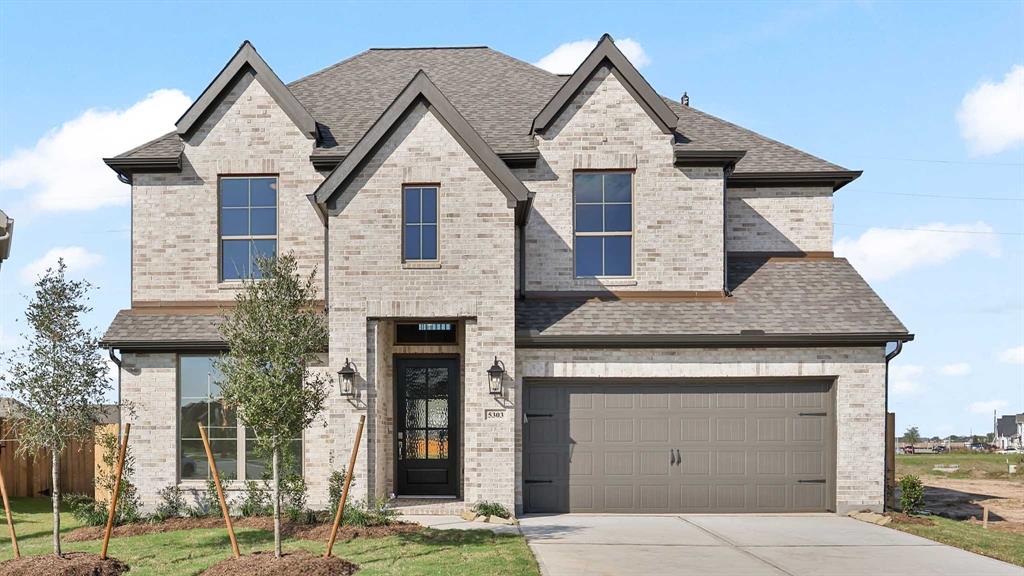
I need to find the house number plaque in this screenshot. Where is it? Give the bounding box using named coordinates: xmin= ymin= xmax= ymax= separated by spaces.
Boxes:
xmin=484 ymin=409 xmax=505 ymax=420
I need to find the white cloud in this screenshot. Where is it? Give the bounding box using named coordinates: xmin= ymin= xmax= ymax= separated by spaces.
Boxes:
xmin=890 ymin=365 xmax=925 ymax=396
xmin=0 ymin=89 xmax=191 ymax=212
xmin=19 ymin=246 xmax=103 ymax=284
xmin=999 ymin=345 xmax=1024 ymax=365
xmin=534 ymin=38 xmax=651 ymax=75
xmin=835 ymin=222 xmax=999 ymax=282
xmin=956 ymin=65 xmax=1024 ymax=155
xmin=968 ymin=399 xmax=1008 ymax=415
xmin=939 ymin=363 xmax=972 ymax=376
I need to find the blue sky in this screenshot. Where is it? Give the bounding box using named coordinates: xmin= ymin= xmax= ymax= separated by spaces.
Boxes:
xmin=1 ymin=1 xmax=1022 ymax=437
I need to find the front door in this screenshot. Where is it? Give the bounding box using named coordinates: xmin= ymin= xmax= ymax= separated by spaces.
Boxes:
xmin=395 ymin=357 xmax=459 ymax=496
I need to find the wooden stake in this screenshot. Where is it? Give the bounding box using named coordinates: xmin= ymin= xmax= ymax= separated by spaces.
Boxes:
xmin=0 ymin=464 xmax=19 ymax=559
xmin=199 ymin=423 xmax=240 ymax=559
xmin=325 ymin=414 xmax=365 ymax=558
xmin=983 ymin=505 xmax=989 ymax=529
xmin=101 ymin=423 xmax=130 ymax=560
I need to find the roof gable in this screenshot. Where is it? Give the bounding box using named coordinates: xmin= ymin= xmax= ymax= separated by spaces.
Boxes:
xmin=533 ymin=34 xmax=678 ymax=135
xmin=176 ymin=41 xmax=316 ymax=139
xmin=313 ymin=70 xmax=530 ymax=218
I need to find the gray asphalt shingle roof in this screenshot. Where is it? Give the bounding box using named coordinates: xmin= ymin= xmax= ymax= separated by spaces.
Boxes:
xmin=102 ymin=311 xmax=225 ymax=348
xmin=115 ymin=46 xmax=847 ymax=175
xmin=516 ymin=258 xmax=907 ymax=338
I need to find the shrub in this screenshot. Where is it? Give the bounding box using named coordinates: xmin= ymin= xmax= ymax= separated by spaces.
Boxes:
xmin=343 ymin=497 xmax=399 ymax=527
xmin=898 ymin=474 xmax=925 ymax=515
xmin=153 ymin=485 xmax=187 ymax=521
xmin=239 ymin=480 xmax=272 ymax=517
xmin=472 ymin=500 xmax=511 ymax=519
xmin=328 ymin=467 xmax=356 ymax=516
xmin=188 ymin=477 xmax=222 ymax=517
xmin=66 ymin=494 xmax=107 ymax=526
xmin=95 ymin=429 xmax=143 ymax=524
xmin=281 ymin=473 xmax=310 ymax=523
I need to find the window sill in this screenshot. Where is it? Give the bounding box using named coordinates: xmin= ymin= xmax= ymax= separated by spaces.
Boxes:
xmin=574 ymin=278 xmax=638 ymax=287
xmin=217 ymin=281 xmax=246 ymax=290
xmin=402 ymin=261 xmax=442 ymax=270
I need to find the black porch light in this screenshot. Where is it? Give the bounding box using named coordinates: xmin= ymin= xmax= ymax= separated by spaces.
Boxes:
xmin=487 ymin=356 xmax=505 ymax=396
xmin=338 ymin=358 xmax=356 ymax=396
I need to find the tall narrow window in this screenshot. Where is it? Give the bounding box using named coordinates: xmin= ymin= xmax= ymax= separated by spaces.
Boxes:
xmin=220 ymin=176 xmax=277 ymax=281
xmin=574 ymin=172 xmax=633 ymax=277
xmin=403 ymin=186 xmax=438 ymax=261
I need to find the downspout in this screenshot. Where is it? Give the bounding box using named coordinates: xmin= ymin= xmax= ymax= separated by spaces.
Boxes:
xmin=518 ymin=194 xmax=535 ymax=300
xmin=884 ymin=340 xmax=904 ymax=416
xmin=108 ymin=348 xmax=123 ymax=439
xmin=883 ymin=339 xmax=904 ymax=511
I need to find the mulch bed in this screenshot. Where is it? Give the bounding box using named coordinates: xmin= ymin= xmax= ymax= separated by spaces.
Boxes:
xmin=0 ymin=552 xmax=129 ymax=576
xmin=887 ymin=512 xmax=936 ymax=526
xmin=202 ymin=551 xmax=358 ymax=576
xmin=66 ymin=516 xmax=422 ymax=543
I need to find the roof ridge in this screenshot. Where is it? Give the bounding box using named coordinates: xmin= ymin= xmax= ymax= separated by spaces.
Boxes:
xmin=368 ymin=46 xmax=490 ymax=51
xmin=288 ymin=49 xmax=373 ymax=87
xmin=666 ymin=96 xmax=848 ymax=172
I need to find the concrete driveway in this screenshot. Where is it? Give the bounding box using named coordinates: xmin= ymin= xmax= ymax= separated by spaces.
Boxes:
xmin=518 ymin=514 xmax=1020 ymax=576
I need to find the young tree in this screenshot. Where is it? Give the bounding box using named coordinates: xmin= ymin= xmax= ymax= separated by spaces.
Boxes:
xmin=2 ymin=260 xmax=109 ymax=556
xmin=217 ymin=254 xmax=330 ymax=558
xmin=903 ymin=426 xmax=921 ymax=445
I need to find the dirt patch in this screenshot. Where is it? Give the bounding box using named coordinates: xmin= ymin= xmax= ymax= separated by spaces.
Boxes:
xmin=66 ymin=516 xmax=422 ymax=543
xmin=202 ymin=551 xmax=357 ymax=576
xmin=0 ymin=552 xmax=129 ymax=576
xmin=886 ymin=512 xmax=935 ymax=526
xmin=920 ymin=477 xmax=1024 ymax=523
xmin=965 ymin=517 xmax=1024 ymax=535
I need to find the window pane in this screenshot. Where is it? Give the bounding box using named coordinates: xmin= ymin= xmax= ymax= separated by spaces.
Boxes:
xmin=210 ymin=440 xmax=238 ymax=480
xmin=207 ymin=402 xmax=236 ymax=439
xmin=421 ymin=188 xmax=437 ymax=224
xmin=180 ymin=356 xmax=218 ymax=398
xmin=250 ymin=207 xmax=276 ymax=236
xmin=285 ymin=439 xmax=302 ymax=476
xmin=427 ymin=430 xmax=448 ymax=459
xmin=421 ymin=224 xmax=437 ymax=260
xmin=179 ymin=401 xmax=207 ymax=439
xmin=575 ymin=205 xmax=603 ymax=233
xmin=181 ymin=440 xmax=209 ymax=479
xmin=604 ymin=236 xmax=632 ymax=276
xmin=404 ymin=429 xmax=426 ymax=459
xmin=221 ymin=179 xmax=249 ymax=207
xmin=427 ymin=400 xmax=448 ymax=428
xmin=222 ymin=240 xmax=249 ymax=280
xmin=404 ymin=225 xmax=421 ymax=260
xmin=250 ymin=178 xmax=277 ymax=206
xmin=574 ymin=173 xmax=602 ymax=203
xmin=404 ymin=188 xmax=421 ymax=224
xmin=604 ymin=173 xmax=632 ymax=202
xmin=221 ymin=208 xmax=249 ymax=236
xmin=604 ymin=204 xmax=632 ymax=232
xmin=575 ymin=236 xmax=602 ymax=277
xmin=250 ymin=240 xmax=276 ymax=278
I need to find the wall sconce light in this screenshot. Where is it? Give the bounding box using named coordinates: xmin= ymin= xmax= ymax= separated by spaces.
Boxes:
xmin=338 ymin=358 xmax=356 ymax=397
xmin=487 ymin=356 xmax=506 ymax=396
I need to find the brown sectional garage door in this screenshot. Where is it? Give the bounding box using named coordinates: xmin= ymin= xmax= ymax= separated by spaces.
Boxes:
xmin=523 ymin=380 xmax=834 ymax=513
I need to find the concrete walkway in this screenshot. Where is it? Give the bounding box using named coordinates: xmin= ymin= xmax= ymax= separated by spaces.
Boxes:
xmin=517 ymin=514 xmax=1021 ymax=576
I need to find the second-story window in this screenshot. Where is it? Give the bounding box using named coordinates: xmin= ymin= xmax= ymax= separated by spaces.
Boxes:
xmin=220 ymin=176 xmax=277 ymax=281
xmin=403 ymin=185 xmax=438 ymax=261
xmin=574 ymin=172 xmax=633 ymax=277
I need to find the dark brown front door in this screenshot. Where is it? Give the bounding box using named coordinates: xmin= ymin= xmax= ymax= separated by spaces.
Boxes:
xmin=395 ymin=357 xmax=458 ymax=496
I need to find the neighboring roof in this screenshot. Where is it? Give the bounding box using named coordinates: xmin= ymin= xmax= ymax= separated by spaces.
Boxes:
xmin=175 ymin=41 xmax=316 ymax=139
xmin=996 ymin=415 xmax=1021 ymax=437
xmin=101 ymin=310 xmax=226 ymax=350
xmin=111 ymin=40 xmax=853 ymax=181
xmin=314 ymin=70 xmax=531 ymax=217
xmin=533 ymin=34 xmax=677 ymax=135
xmin=516 ymin=257 xmax=910 ymax=346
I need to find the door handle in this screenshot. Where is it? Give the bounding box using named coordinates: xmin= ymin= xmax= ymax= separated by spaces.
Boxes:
xmin=674 ymin=449 xmax=681 ymax=466
xmin=670 ymin=450 xmax=676 ymax=465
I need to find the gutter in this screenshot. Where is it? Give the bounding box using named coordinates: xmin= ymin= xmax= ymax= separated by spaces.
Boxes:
xmin=516 ymin=332 xmax=915 ymax=349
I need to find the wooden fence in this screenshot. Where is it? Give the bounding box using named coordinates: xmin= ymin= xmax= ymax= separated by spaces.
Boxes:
xmin=0 ymin=418 xmax=96 ymax=497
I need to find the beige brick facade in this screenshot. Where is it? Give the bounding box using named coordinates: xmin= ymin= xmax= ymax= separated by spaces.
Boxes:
xmin=726 ymin=186 xmax=833 ymax=253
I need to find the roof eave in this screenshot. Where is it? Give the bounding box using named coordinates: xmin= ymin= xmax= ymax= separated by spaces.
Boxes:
xmin=103 ymin=155 xmax=183 ymax=184
xmin=728 ymin=170 xmax=863 ymax=191
xmin=516 ymin=331 xmax=914 ymax=349
xmin=674 ymin=149 xmax=747 ymax=170
xmin=100 ymin=340 xmax=226 ymax=352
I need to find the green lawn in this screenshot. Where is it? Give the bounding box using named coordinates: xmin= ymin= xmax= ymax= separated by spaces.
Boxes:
xmin=896 ymin=453 xmax=1024 ymax=482
xmin=890 ymin=515 xmax=1024 ymax=567
xmin=0 ymin=498 xmax=540 ymax=576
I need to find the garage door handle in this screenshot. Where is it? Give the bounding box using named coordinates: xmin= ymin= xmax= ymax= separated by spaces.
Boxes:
xmin=670 ymin=450 xmax=676 ymax=465
xmin=798 ymin=479 xmax=826 ymax=484
xmin=798 ymin=412 xmax=827 ymax=416
xmin=525 ymin=479 xmax=553 ymax=484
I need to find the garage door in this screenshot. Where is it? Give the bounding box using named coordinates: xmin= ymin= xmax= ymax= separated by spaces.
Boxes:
xmin=523 ymin=380 xmax=834 ymax=513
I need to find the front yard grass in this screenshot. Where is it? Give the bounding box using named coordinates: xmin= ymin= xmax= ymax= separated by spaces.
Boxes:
xmin=889 ymin=515 xmax=1024 ymax=567
xmin=896 ymin=453 xmax=1024 ymax=482
xmin=0 ymin=498 xmax=540 ymax=576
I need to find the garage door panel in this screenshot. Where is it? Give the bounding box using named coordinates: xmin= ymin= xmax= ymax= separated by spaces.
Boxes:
xmin=524 ymin=380 xmax=833 ymax=514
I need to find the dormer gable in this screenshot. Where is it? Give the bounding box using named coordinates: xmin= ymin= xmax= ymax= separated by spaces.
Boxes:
xmin=175 ymin=41 xmax=317 ymax=139
xmin=532 ymin=34 xmax=678 ymax=135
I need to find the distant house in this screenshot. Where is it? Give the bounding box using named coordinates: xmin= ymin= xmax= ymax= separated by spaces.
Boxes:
xmin=995 ymin=414 xmax=1023 ymax=450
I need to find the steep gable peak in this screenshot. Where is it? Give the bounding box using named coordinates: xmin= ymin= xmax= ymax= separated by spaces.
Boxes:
xmin=532 ymin=34 xmax=678 ymax=135
xmin=176 ymin=40 xmax=317 ymax=139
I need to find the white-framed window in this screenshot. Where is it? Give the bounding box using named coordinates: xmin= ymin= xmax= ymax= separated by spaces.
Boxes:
xmin=220 ymin=176 xmax=278 ymax=281
xmin=178 ymin=355 xmax=301 ymax=481
xmin=573 ymin=172 xmax=633 ymax=277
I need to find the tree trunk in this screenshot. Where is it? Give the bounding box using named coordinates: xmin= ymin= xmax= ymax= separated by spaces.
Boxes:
xmin=272 ymin=446 xmax=281 ymax=558
xmin=51 ymin=449 xmax=61 ymax=557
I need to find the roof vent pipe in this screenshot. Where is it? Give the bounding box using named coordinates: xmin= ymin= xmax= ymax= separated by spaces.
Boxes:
xmin=681 ymin=92 xmax=690 ymax=107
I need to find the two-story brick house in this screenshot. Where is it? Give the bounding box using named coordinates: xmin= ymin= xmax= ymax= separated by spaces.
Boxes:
xmin=102 ymin=35 xmax=910 ymax=516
